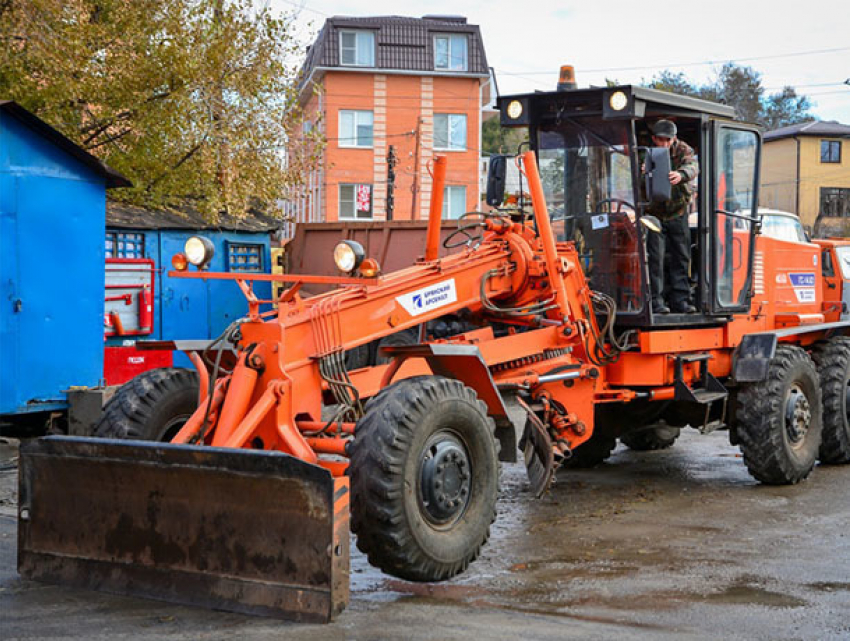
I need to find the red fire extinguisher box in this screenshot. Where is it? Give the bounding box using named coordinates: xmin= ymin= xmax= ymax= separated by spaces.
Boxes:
xmin=103 ymin=346 xmax=173 ymax=386
xmin=103 ymin=258 xmax=171 ymax=385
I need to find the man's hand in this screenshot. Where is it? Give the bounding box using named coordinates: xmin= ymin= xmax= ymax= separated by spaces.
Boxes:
xmin=668 ymin=171 xmax=682 ymax=185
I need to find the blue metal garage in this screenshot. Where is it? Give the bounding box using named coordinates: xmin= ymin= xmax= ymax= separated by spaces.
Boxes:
xmin=0 ymin=101 xmax=130 ymax=416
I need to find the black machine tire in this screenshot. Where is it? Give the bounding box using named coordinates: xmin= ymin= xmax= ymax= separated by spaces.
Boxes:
xmin=94 ymin=368 xmax=200 ymax=442
xmin=350 ymin=375 xmax=499 ymax=582
xmin=561 ymin=430 xmax=617 ymax=468
xmin=344 ymin=343 xmax=371 ymax=371
xmin=811 ymin=337 xmax=850 ymax=464
xmin=620 ymin=425 xmax=681 ymax=451
xmin=374 ymin=328 xmax=419 ymax=365
xmin=736 ymin=345 xmax=822 ymax=485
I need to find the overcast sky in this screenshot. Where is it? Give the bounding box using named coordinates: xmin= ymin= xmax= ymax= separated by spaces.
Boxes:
xmin=274 ymin=0 xmax=850 ymax=125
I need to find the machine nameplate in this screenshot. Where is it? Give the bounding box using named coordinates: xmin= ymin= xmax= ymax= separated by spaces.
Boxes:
xmin=396 ymin=278 xmax=458 ymax=317
xmin=790 ymin=273 xmax=816 ymax=303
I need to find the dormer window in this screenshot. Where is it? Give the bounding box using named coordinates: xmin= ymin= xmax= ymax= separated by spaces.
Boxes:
xmin=434 ymin=34 xmax=467 ymax=71
xmin=340 ymin=30 xmax=375 ymax=67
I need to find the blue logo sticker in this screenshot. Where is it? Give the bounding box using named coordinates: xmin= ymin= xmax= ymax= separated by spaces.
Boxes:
xmin=789 ymin=273 xmax=816 ymax=287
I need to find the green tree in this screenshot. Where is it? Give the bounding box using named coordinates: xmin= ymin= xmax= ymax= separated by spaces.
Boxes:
xmin=481 ymin=115 xmax=528 ymax=155
xmin=645 ymin=70 xmax=700 ymax=97
xmin=762 ymin=87 xmax=813 ymax=131
xmin=0 ymin=0 xmax=321 ymax=219
xmin=644 ymin=63 xmax=813 ymax=130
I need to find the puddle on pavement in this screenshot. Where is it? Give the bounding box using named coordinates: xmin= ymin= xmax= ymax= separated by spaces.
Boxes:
xmin=704 ymin=581 xmax=807 ymax=608
xmin=807 ymin=581 xmax=850 ymax=593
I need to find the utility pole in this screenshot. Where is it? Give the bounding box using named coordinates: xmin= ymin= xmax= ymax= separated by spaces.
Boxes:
xmin=386 ymin=145 xmax=397 ymax=220
xmin=411 ymin=117 xmax=422 ymax=219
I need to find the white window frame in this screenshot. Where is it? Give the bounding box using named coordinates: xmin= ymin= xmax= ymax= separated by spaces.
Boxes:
xmin=434 ymin=34 xmax=468 ymax=71
xmin=442 ymin=185 xmax=468 ymax=220
xmin=339 ymin=183 xmax=374 ymax=220
xmin=338 ymin=110 xmax=374 ymax=148
xmin=339 ymin=30 xmax=375 ymax=67
xmin=433 ymin=113 xmax=467 ymax=151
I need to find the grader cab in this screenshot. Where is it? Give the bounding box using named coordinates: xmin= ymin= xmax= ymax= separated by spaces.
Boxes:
xmin=18 ymin=84 xmax=850 ymax=622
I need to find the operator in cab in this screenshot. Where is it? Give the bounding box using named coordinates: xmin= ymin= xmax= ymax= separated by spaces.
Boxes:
xmin=646 ymin=120 xmax=698 ymax=314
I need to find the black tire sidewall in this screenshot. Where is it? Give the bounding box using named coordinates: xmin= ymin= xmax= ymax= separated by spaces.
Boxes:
xmin=813 ymin=338 xmax=850 ymax=463
xmin=94 ymin=369 xmax=199 ymax=442
xmin=402 ymin=395 xmax=498 ymax=564
xmin=143 ymin=385 xmax=198 ymax=441
xmin=777 ymin=358 xmax=822 ymax=471
xmin=737 ymin=346 xmax=822 ymax=484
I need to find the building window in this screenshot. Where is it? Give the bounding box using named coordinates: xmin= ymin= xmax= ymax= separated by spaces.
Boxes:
xmin=340 ymin=184 xmax=373 ymax=220
xmin=434 ymin=34 xmax=468 ymax=71
xmin=434 ymin=113 xmax=466 ymax=151
xmin=339 ymin=110 xmax=373 ymax=148
xmin=105 ymin=232 xmax=145 ymax=259
xmin=227 ymin=243 xmax=264 ymax=272
xmin=821 ymin=140 xmax=842 ymax=163
xmin=821 ymin=187 xmax=850 ymax=217
xmin=442 ymin=185 xmax=467 ymax=220
xmin=340 ymin=30 xmax=375 ymax=67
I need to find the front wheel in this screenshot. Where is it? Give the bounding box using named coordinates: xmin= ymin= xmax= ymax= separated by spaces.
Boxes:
xmin=94 ymin=368 xmax=199 ymax=442
xmin=349 ymin=376 xmax=499 ymax=582
xmin=736 ymin=346 xmax=822 ymax=484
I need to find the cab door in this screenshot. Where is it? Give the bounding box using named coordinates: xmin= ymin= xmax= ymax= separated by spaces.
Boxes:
xmin=709 ymin=124 xmax=761 ymax=314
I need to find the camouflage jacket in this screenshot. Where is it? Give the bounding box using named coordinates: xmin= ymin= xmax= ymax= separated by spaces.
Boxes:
xmin=646 ymin=138 xmax=699 ymax=220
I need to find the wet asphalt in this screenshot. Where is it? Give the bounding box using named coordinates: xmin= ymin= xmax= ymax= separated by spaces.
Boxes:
xmin=1 ymin=427 xmax=849 ymax=640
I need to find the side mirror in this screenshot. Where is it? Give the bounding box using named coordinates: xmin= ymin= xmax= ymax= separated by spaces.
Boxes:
xmin=645 ymin=147 xmax=672 ymax=203
xmin=486 ymin=155 xmax=508 ymax=207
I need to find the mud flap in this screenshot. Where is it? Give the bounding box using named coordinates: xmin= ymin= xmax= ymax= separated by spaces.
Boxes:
xmin=17 ymin=436 xmax=349 ymax=623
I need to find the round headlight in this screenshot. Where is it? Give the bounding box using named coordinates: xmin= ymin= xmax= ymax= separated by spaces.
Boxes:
xmin=184 ymin=236 xmax=215 ymax=267
xmin=609 ymin=91 xmax=628 ymax=111
xmin=506 ymin=100 xmax=523 ymax=120
xmin=333 ymin=240 xmax=365 ymax=273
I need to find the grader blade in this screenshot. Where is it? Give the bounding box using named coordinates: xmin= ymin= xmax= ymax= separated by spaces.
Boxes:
xmin=17 ymin=436 xmax=349 ymax=623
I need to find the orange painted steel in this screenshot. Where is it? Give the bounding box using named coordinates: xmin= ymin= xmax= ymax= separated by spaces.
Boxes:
xmin=297 ymin=421 xmax=356 ymax=435
xmin=220 ymin=385 xmax=277 ymax=450
xmin=424 ymin=155 xmax=447 ymax=261
xmin=172 ymin=378 xmax=228 ymax=444
xmin=186 ymin=351 xmax=209 ymax=405
xmin=305 ymin=437 xmax=349 ymax=457
xmin=522 ymin=150 xmax=573 ymax=322
xmin=162 ymin=150 xmax=850 ymax=479
xmin=211 ymin=350 xmax=261 ymax=447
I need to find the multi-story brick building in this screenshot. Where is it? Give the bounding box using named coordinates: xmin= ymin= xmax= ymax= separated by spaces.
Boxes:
xmin=290 ymin=15 xmax=491 ymax=228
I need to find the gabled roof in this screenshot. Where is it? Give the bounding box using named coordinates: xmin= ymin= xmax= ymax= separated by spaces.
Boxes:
xmin=764 ymin=120 xmax=850 ymax=142
xmin=107 ymin=201 xmax=282 ymax=233
xmin=0 ymin=101 xmax=131 ymax=188
xmin=299 ymin=14 xmax=489 ymax=92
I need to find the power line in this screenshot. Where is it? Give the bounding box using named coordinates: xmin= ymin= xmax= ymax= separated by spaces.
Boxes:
xmin=496 ymin=46 xmax=850 ymax=76
xmin=274 ymin=0 xmax=331 ymax=17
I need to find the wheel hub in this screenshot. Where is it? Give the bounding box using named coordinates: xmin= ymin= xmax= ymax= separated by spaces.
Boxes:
xmin=784 ymin=385 xmax=812 ymax=445
xmin=419 ymin=436 xmax=471 ymax=523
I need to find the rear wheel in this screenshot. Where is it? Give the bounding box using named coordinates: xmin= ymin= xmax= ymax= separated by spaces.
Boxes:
xmin=736 ymin=345 xmax=822 ymax=484
xmin=620 ymin=424 xmax=680 ymax=451
xmin=350 ymin=376 xmax=499 ymax=582
xmin=94 ymin=368 xmax=199 ymax=442
xmin=374 ymin=328 xmax=419 ymax=364
xmin=811 ymin=337 xmax=850 ymax=463
xmin=562 ymin=430 xmax=616 ymax=468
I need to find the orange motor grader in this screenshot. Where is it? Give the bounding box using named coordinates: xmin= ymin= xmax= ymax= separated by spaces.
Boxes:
xmin=18 ymin=84 xmax=850 ymax=622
